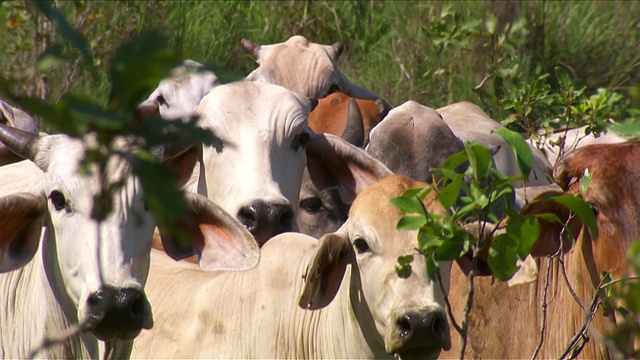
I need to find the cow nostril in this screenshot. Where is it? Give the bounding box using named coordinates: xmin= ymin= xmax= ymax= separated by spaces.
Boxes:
xmin=432 ymin=314 xmax=445 ymax=336
xmin=280 ymin=209 xmax=294 ymax=231
xmin=237 ymin=206 xmax=257 ymax=231
xmin=397 ymin=315 xmax=412 ymax=337
xmin=130 ymin=294 xmax=145 ymax=318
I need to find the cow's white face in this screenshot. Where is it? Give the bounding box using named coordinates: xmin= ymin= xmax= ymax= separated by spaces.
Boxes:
xmin=139 ymin=60 xmax=219 ymax=120
xmin=341 ymin=175 xmax=451 ymax=358
xmin=34 ymin=136 xmax=155 ymax=338
xmin=196 ymin=82 xmax=312 ymax=246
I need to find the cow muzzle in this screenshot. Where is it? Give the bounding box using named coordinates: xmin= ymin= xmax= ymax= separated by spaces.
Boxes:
xmin=86 ymin=286 xmax=153 ymax=340
xmin=237 ymin=201 xmax=294 ymax=246
xmin=386 ymin=307 xmax=451 ymax=359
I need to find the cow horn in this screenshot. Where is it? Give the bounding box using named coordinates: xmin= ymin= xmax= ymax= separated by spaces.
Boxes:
xmin=340 ymin=98 xmax=364 ymax=147
xmin=332 ymin=42 xmax=344 ymax=60
xmin=241 ymin=39 xmax=261 ymax=59
xmin=0 ymin=122 xmax=39 ymax=161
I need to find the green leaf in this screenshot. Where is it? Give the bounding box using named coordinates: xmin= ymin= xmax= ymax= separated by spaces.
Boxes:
xmin=418 ymin=229 xmax=443 ymax=250
xmin=395 ymin=255 xmax=414 ymax=279
xmin=438 ymin=177 xmax=462 ymax=209
xmin=488 ymin=233 xmax=520 ymax=281
xmin=441 ymin=149 xmax=468 ymax=171
xmin=396 ymin=215 xmax=427 ymax=230
xmin=555 ymin=66 xmax=573 ymax=91
xmin=495 ymin=128 xmax=533 ymax=178
xmin=435 ymin=229 xmax=470 ymax=261
xmin=465 ymin=142 xmax=493 ymax=182
xmin=390 ymin=195 xmax=426 ymax=216
xmin=508 ymin=216 xmax=540 ymax=259
xmin=425 ymin=254 xmax=440 ymax=281
xmin=548 ymin=194 xmax=599 ymax=239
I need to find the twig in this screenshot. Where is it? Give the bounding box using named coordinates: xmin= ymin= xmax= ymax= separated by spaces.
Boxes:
xmin=436 ymin=271 xmax=463 ymax=335
xmin=558 ymin=287 xmax=602 ymax=359
xmin=29 ymin=317 xmax=97 ymax=358
xmin=530 ymin=251 xmax=554 ymax=360
xmin=558 ymin=255 xmax=587 ymax=311
xmin=458 ymin=267 xmax=475 ymax=360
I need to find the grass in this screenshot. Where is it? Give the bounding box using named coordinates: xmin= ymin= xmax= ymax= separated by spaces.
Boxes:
xmin=1 ymin=0 xmax=639 ymax=124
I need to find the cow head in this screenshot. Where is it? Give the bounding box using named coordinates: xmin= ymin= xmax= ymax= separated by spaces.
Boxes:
xmin=300 ymin=175 xmax=452 ymax=359
xmin=242 ymin=35 xmax=386 ymax=103
xmin=525 ymin=142 xmax=640 ymax=279
xmin=0 ymin=124 xmax=259 ymax=341
xmin=192 ymin=81 xmax=391 ymax=246
xmin=137 ymin=60 xmax=220 ymax=121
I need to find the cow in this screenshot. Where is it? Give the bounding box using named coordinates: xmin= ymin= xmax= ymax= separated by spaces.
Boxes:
xmin=297 ymin=100 xmax=464 ymax=238
xmin=242 ymin=35 xmax=389 ymax=104
xmin=0 ymin=99 xmax=39 ymax=165
xmin=366 ymin=100 xmax=464 ymax=185
xmin=443 ymin=141 xmax=640 ymax=359
xmin=308 ymin=92 xmax=391 ymax=147
xmin=530 ymin=125 xmax=628 ymax=167
xmin=138 ymin=80 xmax=391 ymax=248
xmin=136 ymin=59 xmax=220 ymax=121
xmin=437 ymin=101 xmax=554 ymax=187
xmin=0 ymin=124 xmax=260 ymax=358
xmin=131 ymin=175 xmax=453 ymax=359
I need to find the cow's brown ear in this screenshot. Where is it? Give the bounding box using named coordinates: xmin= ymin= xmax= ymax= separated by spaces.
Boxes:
xmin=305 ymin=132 xmax=392 ymax=205
xmin=0 ymin=193 xmax=44 ymax=273
xmin=158 ymin=193 xmax=259 ymax=271
xmin=299 ymin=232 xmax=351 ymax=310
xmin=520 ymin=190 xmax=583 ymax=257
xmin=162 ymin=145 xmax=199 ymax=188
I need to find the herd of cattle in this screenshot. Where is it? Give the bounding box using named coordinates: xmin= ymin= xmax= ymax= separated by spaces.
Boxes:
xmin=0 ymin=35 xmax=637 ymax=359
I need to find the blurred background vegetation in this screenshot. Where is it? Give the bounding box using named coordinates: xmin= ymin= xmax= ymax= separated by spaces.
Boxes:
xmin=2 ymin=0 xmax=639 ymax=134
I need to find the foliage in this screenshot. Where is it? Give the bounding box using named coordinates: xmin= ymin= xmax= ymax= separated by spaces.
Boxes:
xmin=0 ymin=1 xmax=218 ymax=246
xmin=390 ymin=130 xmax=597 ymax=282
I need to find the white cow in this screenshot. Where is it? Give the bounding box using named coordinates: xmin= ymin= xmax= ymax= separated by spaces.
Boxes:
xmin=132 ymin=175 xmax=452 ymax=359
xmin=242 ymin=35 xmax=387 ymax=102
xmin=529 ymin=125 xmax=628 ymax=167
xmin=0 ymin=124 xmax=259 ymax=358
xmin=139 ymin=80 xmax=391 ymax=248
xmin=137 ymin=60 xmax=220 ymax=120
xmin=437 ymin=101 xmax=554 ymax=187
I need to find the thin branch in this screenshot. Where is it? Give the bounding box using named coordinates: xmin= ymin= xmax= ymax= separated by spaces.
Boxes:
xmin=29 ymin=316 xmax=97 ymax=358
xmin=530 ymin=251 xmax=554 ymax=359
xmin=436 ymin=271 xmax=463 ymax=335
xmin=558 ymin=255 xmax=587 ymax=311
xmin=558 ymin=287 xmax=602 ymax=359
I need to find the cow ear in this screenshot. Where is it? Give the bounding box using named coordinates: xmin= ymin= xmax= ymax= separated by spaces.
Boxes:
xmin=299 ymin=231 xmax=352 ymax=310
xmin=158 ymin=193 xmax=259 ymax=271
xmin=305 ymin=132 xmax=392 ymax=205
xmin=162 ymin=145 xmax=199 ymax=188
xmin=520 ymin=190 xmax=583 ymax=257
xmin=0 ymin=193 xmax=45 ymax=273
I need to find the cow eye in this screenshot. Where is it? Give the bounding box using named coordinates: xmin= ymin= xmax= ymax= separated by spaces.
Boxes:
xmin=589 ymin=202 xmax=599 ymax=217
xmin=49 ymin=190 xmax=67 ymax=211
xmin=156 ymin=94 xmax=167 ymax=106
xmin=353 ymin=237 xmax=370 ymax=254
xmin=291 ymin=131 xmax=310 ymax=151
xmin=300 ymin=197 xmax=323 ymax=213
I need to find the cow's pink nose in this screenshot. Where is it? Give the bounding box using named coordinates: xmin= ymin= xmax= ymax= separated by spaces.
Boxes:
xmin=88 ymin=287 xmax=152 ymax=340
xmin=237 ymin=201 xmax=293 ymax=246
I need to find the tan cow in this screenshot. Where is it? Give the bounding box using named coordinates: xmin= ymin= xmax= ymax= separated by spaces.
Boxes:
xmin=132 ymin=175 xmax=453 ymax=359
xmin=443 ymin=141 xmax=640 ymax=359
xmin=242 ymin=35 xmax=389 ymax=105
xmin=308 ymin=92 xmax=391 ymax=147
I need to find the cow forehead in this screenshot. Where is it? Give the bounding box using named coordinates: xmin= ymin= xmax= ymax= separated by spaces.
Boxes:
xmin=198 ymin=82 xmax=310 ymax=132
xmin=349 ymin=175 xmax=444 ymax=243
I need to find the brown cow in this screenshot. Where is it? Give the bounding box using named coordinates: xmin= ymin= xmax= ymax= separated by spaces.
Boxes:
xmin=443 ymin=141 xmax=640 ymax=359
xmin=308 ymin=92 xmax=391 ymax=147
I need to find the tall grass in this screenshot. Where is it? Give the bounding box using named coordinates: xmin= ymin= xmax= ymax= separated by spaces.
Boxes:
xmin=1 ymin=0 xmax=639 ymax=123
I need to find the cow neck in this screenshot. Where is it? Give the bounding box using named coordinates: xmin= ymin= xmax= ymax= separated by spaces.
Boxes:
xmin=534 ymin=232 xmax=616 ymax=359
